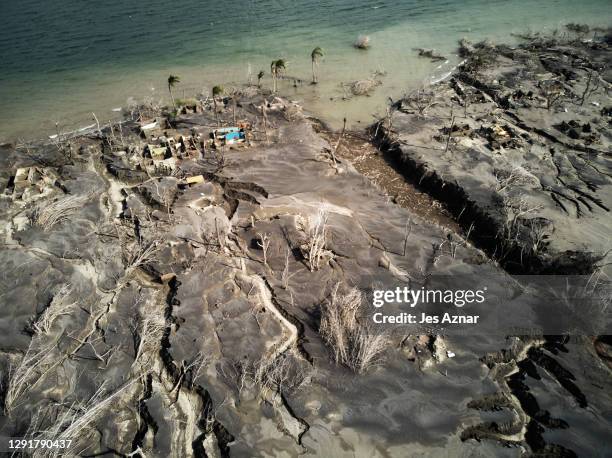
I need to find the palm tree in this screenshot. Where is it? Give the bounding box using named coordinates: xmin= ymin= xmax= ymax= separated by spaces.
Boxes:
xmin=257 ymin=70 xmax=265 ymax=88
xmin=311 ymin=47 xmax=324 ymax=84
xmin=212 ymin=85 xmax=224 ymax=125
xmin=167 ymin=75 xmax=180 ymax=110
xmin=270 ymin=59 xmax=286 ymax=93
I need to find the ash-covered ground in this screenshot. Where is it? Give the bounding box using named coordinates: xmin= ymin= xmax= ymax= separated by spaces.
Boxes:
xmin=0 ymin=29 xmax=611 ymax=458
xmin=375 ymin=30 xmax=612 ymax=276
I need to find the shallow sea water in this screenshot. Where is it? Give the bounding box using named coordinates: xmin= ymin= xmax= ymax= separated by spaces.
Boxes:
xmin=0 ymin=0 xmax=609 ymax=140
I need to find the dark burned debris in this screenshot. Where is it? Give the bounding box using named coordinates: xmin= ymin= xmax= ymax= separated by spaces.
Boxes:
xmin=556 ymin=119 xmax=601 ymax=144
xmin=415 ymin=48 xmax=447 ymax=62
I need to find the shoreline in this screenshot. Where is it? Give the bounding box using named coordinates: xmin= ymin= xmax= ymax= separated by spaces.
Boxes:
xmin=1 ymin=20 xmax=605 ymax=145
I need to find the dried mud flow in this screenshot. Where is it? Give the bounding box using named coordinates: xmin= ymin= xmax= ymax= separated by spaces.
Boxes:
xmin=0 ymin=31 xmax=611 ymax=458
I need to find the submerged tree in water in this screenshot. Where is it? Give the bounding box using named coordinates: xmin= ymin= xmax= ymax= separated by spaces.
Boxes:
xmin=257 ymin=70 xmax=265 ymax=88
xmin=270 ymin=59 xmax=287 ymax=93
xmin=311 ymin=47 xmax=324 ymax=84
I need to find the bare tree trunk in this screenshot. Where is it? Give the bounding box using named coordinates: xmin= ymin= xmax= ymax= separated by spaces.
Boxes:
xmin=168 ymin=87 xmax=176 ymax=110
xmin=579 ymin=70 xmax=601 ymax=106
xmin=213 ymin=98 xmax=220 ymax=126
xmin=92 ymin=112 xmax=102 ymax=137
xmin=332 ymin=118 xmax=346 ymax=164
xmin=444 ymin=106 xmax=455 ymax=154
xmin=580 ymin=72 xmax=593 ymax=106
xmin=261 ymin=105 xmax=269 ymax=144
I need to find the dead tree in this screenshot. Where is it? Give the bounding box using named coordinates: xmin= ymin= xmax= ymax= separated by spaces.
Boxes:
xmin=579 ymin=69 xmax=602 ymax=106
xmin=261 ymin=105 xmax=269 ymax=144
xmin=257 ymin=232 xmax=271 ymax=267
xmin=444 ymin=105 xmax=456 ymax=154
xmin=331 ymin=117 xmax=347 ymax=164
xmin=539 ymin=80 xmax=565 ymax=111
xmin=401 ymin=88 xmax=437 ymax=117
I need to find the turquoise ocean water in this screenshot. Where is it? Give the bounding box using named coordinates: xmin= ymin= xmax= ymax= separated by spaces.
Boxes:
xmin=0 ymin=0 xmax=609 ymax=140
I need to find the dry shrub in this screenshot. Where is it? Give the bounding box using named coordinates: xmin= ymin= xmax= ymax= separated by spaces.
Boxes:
xmin=126 ymin=96 xmax=163 ymax=122
xmin=320 ymin=283 xmax=389 ymax=373
xmin=30 ymin=194 xmax=90 ymax=231
xmin=538 ymin=79 xmax=565 ymax=110
xmin=130 ymin=308 xmax=165 ymax=369
xmin=401 ymin=88 xmax=437 ymax=116
xmin=253 ymin=353 xmax=310 ymax=396
xmin=33 ymin=379 xmax=138 ymax=457
xmin=30 ymin=284 xmax=75 ymax=335
xmin=217 ymin=354 xmax=310 ymax=398
xmin=300 ymin=209 xmax=333 ymax=271
xmin=124 ymin=238 xmax=162 ymax=273
xmin=495 ymin=166 xmax=539 ymax=193
xmin=5 ymin=287 xmax=76 ymax=414
xmin=5 ymin=339 xmax=58 ymax=414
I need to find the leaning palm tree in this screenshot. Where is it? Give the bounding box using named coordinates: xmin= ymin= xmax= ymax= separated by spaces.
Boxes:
xmin=167 ymin=75 xmax=180 ymax=110
xmin=311 ymin=47 xmax=324 ymax=84
xmin=212 ymin=85 xmax=224 ymax=125
xmin=270 ymin=59 xmax=287 ymax=93
xmin=257 ymin=70 xmax=265 ymax=88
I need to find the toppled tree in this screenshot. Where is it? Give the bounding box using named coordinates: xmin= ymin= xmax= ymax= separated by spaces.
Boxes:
xmin=320 ymin=283 xmax=389 ymax=373
xmin=4 ymin=339 xmax=59 ymax=414
xmin=415 ymin=48 xmax=446 ymax=62
xmin=33 ymin=379 xmax=139 ymax=456
xmin=462 ymin=40 xmax=498 ymax=73
xmin=30 ymin=194 xmax=91 ymax=231
xmin=126 ymin=96 xmax=163 ymax=122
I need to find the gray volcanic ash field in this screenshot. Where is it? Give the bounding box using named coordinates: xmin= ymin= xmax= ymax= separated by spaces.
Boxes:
xmin=0 ymin=30 xmax=611 ymax=458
